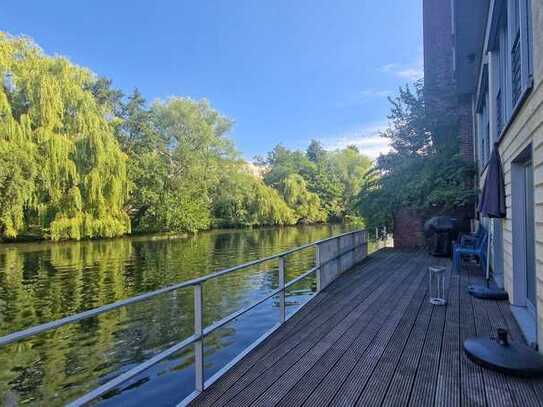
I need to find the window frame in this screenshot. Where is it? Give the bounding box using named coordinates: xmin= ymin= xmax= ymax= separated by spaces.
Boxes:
xmin=476 ymin=64 xmax=491 ymax=171
xmin=477 ymin=0 xmax=533 ymax=147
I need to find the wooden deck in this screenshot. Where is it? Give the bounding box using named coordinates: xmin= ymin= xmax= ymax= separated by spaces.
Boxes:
xmin=191 ymin=248 xmax=543 ymax=407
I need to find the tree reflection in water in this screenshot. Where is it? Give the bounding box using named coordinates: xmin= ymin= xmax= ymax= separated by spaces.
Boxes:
xmin=0 ymin=225 xmax=363 ymax=406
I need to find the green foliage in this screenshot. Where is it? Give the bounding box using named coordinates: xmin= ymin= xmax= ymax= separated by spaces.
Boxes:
xmin=305 ymin=153 xmax=345 ymax=220
xmin=213 ymin=163 xmax=296 ymax=227
xmin=357 ymin=81 xmax=477 ymax=230
xmin=0 ymin=33 xmax=130 ymax=240
xmin=261 ymin=140 xmax=371 ymax=222
xmin=0 ymin=125 xmax=36 ymax=237
xmin=125 ymin=96 xmax=236 ymax=233
xmin=278 ymin=174 xmax=326 ymax=223
xmin=262 ymin=145 xmax=316 ymax=188
xmin=0 ymin=32 xmax=375 ymax=241
xmin=331 ymin=145 xmax=372 ymax=212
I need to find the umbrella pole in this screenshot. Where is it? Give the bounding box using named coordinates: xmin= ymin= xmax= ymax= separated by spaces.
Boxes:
xmin=468 ymin=219 xmax=508 ymax=300
xmin=465 ymin=223 xmax=543 ymax=376
xmin=486 ymin=221 xmax=491 ymax=288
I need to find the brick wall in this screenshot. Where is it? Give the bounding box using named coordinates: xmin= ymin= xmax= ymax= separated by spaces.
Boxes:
xmin=423 ymin=0 xmax=455 ymax=118
xmin=423 ymin=0 xmax=475 ymax=162
xmin=389 ymin=0 xmax=476 ymax=250
xmin=393 ymin=208 xmax=425 ymax=249
xmin=456 ymin=93 xmax=474 ymax=161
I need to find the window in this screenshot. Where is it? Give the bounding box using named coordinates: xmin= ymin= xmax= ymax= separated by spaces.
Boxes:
xmin=511 ymin=0 xmax=522 ymax=105
xmin=477 ymin=79 xmax=491 ymax=169
xmin=485 ymin=0 xmax=533 ymax=139
xmin=482 ymin=96 xmax=490 ymax=165
xmin=496 ymin=11 xmax=508 ymax=137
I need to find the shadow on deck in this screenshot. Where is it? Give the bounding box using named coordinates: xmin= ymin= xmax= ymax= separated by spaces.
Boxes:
xmin=190 ymin=248 xmax=543 ymax=406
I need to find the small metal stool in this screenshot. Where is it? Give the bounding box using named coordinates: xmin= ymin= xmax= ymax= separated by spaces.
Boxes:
xmin=428 ymin=266 xmax=447 ymax=305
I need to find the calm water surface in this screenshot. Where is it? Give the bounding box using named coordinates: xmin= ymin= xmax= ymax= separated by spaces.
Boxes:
xmin=0 ymin=224 xmax=373 ymax=406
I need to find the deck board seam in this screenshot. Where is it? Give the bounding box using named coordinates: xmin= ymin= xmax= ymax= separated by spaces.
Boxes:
xmin=191 ymin=250 xmax=403 ymax=405
xmin=352 ymin=257 xmax=434 ymax=406
xmin=319 ymin=253 xmax=430 ymax=407
xmin=203 ymin=250 xmax=418 ymax=406
xmin=222 ymin=251 xmax=427 ymax=407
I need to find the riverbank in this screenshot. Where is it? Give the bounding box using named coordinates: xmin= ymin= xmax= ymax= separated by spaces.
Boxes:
xmin=0 ymin=221 xmax=361 ymax=245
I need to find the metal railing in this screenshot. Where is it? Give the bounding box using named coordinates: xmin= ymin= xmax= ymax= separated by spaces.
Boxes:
xmin=373 ymin=225 xmax=391 ymax=249
xmin=0 ymin=229 xmax=369 ymax=406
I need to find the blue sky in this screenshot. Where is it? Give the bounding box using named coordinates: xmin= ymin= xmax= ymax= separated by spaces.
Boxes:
xmin=1 ymin=0 xmax=422 ymax=159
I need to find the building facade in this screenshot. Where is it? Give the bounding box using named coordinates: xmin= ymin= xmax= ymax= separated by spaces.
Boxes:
xmin=424 ymin=0 xmax=543 ymax=348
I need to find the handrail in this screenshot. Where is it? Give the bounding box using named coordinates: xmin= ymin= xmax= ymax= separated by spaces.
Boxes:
xmin=0 ymin=228 xmax=369 ymax=406
xmin=0 ymin=229 xmax=363 ymax=348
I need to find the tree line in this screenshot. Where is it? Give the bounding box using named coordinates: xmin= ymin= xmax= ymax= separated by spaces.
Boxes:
xmin=0 ymin=33 xmax=371 ymax=241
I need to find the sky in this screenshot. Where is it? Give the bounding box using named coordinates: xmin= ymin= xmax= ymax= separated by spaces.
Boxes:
xmin=1 ymin=0 xmax=423 ymax=160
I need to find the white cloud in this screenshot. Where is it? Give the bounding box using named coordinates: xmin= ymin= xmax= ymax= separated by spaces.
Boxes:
xmin=380 ymin=58 xmax=423 ymax=81
xmin=318 ymin=122 xmax=391 ymax=159
xmin=360 ymin=89 xmax=392 ymax=98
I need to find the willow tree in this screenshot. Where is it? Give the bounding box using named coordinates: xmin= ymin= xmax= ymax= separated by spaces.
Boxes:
xmin=212 ymin=164 xmax=297 ymax=227
xmin=279 ymin=174 xmax=326 ymax=223
xmin=0 ymin=33 xmax=130 ymax=240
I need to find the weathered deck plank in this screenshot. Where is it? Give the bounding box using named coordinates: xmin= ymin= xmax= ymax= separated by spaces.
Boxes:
xmin=252 ymin=253 xmax=427 ymax=407
xmin=190 ymin=249 xmax=543 ymax=407
xmin=275 ymin=253 xmax=431 ymax=407
xmin=191 ymin=249 xmax=402 ymax=406
xmin=459 ymin=264 xmax=486 ymax=407
xmin=435 ymin=261 xmax=461 ymax=407
xmin=202 ymin=251 xmax=412 ymax=407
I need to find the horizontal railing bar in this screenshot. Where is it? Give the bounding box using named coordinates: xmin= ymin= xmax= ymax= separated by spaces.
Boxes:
xmin=0 ymin=281 xmax=201 ymax=347
xmin=1 ymin=229 xmax=368 ymax=407
xmin=70 ymin=264 xmax=319 ymax=407
xmin=203 ymin=264 xmax=322 ymax=336
xmin=0 ymin=237 xmax=365 ymax=348
xmin=284 ymin=266 xmax=319 ymax=289
xmin=67 ymin=334 xmax=198 ymax=407
xmin=203 ymin=286 xmax=283 ymax=336
xmin=202 ymin=243 xmax=362 ymax=337
xmin=66 ymin=230 xmax=368 ymax=406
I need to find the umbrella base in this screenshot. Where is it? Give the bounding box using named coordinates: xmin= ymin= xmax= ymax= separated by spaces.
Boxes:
xmin=464 ymin=330 xmax=543 ymax=376
xmin=468 ymin=284 xmax=509 ymax=301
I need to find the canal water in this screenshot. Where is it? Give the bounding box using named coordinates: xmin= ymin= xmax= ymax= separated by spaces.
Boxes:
xmin=0 ymin=224 xmax=374 ymax=406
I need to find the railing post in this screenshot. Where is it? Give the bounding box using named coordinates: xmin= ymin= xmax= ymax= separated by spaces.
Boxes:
xmin=336 ymin=236 xmax=341 ymax=274
xmin=278 ymin=256 xmax=286 ymax=323
xmin=315 ymin=244 xmax=321 ymax=292
xmin=194 ymin=284 xmax=204 ymax=392
xmin=351 ymin=232 xmax=356 ymax=268
xmin=383 ymin=226 xmax=387 ymax=247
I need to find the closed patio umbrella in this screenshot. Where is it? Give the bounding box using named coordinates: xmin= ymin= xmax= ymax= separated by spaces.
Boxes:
xmin=478 ymin=143 xmax=506 ymax=218
xmin=468 ymin=143 xmax=508 ymax=300
xmin=464 ymin=143 xmax=543 ymax=376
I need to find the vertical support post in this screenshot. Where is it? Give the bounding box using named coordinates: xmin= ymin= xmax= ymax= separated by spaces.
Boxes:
xmin=278 ymin=256 xmax=286 ymax=323
xmin=383 ymin=226 xmax=387 ymax=247
xmin=336 ymin=237 xmax=341 ymax=274
xmin=315 ymin=244 xmax=321 ymax=293
xmin=351 ymin=233 xmax=356 ymax=268
xmin=194 ymin=284 xmax=204 ymax=392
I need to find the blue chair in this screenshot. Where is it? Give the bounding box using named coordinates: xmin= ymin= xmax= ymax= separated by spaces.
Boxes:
xmin=459 ymin=225 xmax=485 ymax=248
xmin=453 ymin=228 xmax=488 ymax=273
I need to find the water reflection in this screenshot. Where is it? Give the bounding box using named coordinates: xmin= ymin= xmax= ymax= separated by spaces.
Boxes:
xmin=0 ymin=225 xmax=357 ymax=406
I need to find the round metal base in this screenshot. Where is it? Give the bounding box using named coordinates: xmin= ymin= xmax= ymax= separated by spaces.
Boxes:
xmin=464 ymin=335 xmax=543 ymax=376
xmin=429 ymin=297 xmax=447 ymax=306
xmin=468 ymin=285 xmax=509 ymax=301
